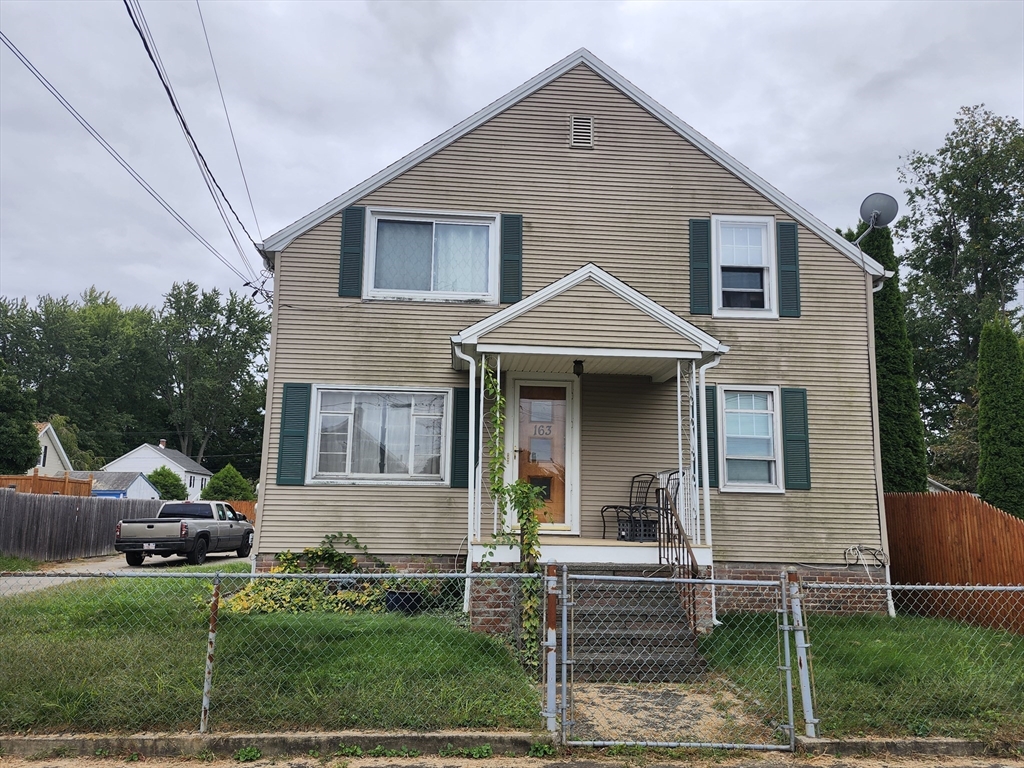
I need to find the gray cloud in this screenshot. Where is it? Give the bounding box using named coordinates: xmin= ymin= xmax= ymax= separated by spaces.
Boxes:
xmin=1 ymin=0 xmax=1021 ymax=309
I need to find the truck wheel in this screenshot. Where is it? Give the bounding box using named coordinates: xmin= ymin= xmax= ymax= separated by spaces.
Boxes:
xmin=187 ymin=537 xmax=208 ymax=565
xmin=125 ymin=552 xmax=145 ymax=567
xmin=237 ymin=532 xmax=253 ymax=558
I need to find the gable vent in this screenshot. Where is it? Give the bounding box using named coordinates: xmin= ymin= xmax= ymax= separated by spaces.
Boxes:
xmin=569 ymin=115 xmax=594 ymax=148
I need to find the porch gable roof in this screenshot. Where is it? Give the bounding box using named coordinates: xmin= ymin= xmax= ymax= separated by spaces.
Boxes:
xmin=452 ymin=263 xmax=727 ymax=372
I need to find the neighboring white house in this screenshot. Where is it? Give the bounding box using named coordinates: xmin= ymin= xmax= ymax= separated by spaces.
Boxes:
xmin=32 ymin=422 xmax=74 ymax=477
xmin=103 ymin=440 xmax=212 ymax=501
xmin=68 ymin=471 xmax=161 ymax=500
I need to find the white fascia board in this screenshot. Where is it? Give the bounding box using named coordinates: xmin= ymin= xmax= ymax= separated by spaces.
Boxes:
xmin=476 ymin=343 xmax=702 ymax=359
xmin=261 ymin=48 xmax=594 ymax=254
xmin=455 ymin=263 xmax=727 ymax=353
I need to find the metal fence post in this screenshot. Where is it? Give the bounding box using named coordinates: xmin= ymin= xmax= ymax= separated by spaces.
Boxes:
xmin=200 ymin=573 xmax=221 ymax=734
xmin=559 ymin=564 xmax=570 ymax=746
xmin=544 ymin=563 xmax=558 ymax=733
xmin=787 ymin=568 xmax=817 ymax=738
xmin=779 ymin=571 xmax=796 ymax=750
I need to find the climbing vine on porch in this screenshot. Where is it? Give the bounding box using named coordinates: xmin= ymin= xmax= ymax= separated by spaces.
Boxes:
xmin=482 ymin=356 xmax=544 ymax=670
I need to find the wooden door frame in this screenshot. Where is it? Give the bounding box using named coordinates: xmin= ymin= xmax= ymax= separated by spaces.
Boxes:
xmin=505 ymin=371 xmax=580 ymax=535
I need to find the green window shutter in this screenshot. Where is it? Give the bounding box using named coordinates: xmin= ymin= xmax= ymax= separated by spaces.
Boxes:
xmin=697 ymin=385 xmax=719 ymax=488
xmin=451 ymin=388 xmax=471 ymax=488
xmin=500 ymin=214 xmax=523 ymax=304
xmin=781 ymin=387 xmax=811 ymax=490
xmin=777 ymin=221 xmax=801 ymax=317
xmin=689 ymin=219 xmax=712 ymax=315
xmin=277 ymin=383 xmax=311 ymax=486
xmin=339 ymin=206 xmax=365 ymax=297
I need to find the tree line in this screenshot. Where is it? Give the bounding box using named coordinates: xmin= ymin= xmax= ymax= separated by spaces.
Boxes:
xmin=857 ymin=105 xmax=1023 ymax=518
xmin=0 ymin=282 xmax=269 ymax=483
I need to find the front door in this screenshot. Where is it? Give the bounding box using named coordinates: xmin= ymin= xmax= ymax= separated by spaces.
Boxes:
xmin=510 ymin=375 xmax=578 ymax=532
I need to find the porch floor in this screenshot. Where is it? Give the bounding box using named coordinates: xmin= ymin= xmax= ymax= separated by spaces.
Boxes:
xmin=470 ymin=536 xmax=712 ymax=567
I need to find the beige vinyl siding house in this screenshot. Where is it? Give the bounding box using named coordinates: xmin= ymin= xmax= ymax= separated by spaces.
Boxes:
xmin=254 ymin=50 xmax=888 ymax=575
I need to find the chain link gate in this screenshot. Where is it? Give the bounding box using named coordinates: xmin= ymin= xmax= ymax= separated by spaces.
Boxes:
xmin=554 ymin=567 xmax=796 ymax=750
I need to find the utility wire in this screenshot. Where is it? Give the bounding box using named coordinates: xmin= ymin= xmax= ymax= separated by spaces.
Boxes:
xmin=195 ymin=0 xmax=263 ymax=241
xmin=0 ymin=29 xmax=250 ymax=284
xmin=122 ymin=0 xmax=260 ymax=284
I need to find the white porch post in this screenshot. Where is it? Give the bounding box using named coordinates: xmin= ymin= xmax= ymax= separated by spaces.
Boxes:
xmin=452 ymin=345 xmax=477 ymax=611
xmin=676 ymin=359 xmax=684 ymax=521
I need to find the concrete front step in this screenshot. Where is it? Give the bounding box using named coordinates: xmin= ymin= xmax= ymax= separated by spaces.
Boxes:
xmin=569 ymin=571 xmax=707 ymax=682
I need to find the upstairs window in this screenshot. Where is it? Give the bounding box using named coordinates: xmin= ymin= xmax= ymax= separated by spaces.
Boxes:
xmin=365 ymin=209 xmax=499 ymax=302
xmin=711 ymin=215 xmax=778 ymax=318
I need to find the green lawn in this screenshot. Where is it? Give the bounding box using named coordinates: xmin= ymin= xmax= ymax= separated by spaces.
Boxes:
xmin=701 ymin=612 xmax=1024 ymax=740
xmin=0 ymin=554 xmax=39 ymax=571
xmin=0 ymin=570 xmax=539 ymax=734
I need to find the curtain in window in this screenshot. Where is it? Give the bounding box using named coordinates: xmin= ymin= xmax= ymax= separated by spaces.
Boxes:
xmin=351 ymin=393 xmax=412 ymax=474
xmin=375 ymin=221 xmax=432 ymax=290
xmin=434 ymin=223 xmax=488 ymax=293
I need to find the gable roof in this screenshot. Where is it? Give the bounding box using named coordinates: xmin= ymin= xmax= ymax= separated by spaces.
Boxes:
xmin=261 ymin=48 xmax=885 ymax=278
xmin=454 ymin=262 xmax=728 ymax=354
xmin=103 ymin=443 xmax=212 ymax=476
xmin=68 ymin=471 xmax=160 ymax=494
xmin=35 ymin=422 xmax=73 ymax=471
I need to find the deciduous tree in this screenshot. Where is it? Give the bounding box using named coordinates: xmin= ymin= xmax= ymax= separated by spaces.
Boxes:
xmin=897 ymin=106 xmax=1024 ymax=449
xmin=0 ymin=361 xmax=42 ymax=474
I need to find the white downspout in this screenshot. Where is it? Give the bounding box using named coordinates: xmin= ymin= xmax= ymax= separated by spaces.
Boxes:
xmin=453 ymin=344 xmax=477 ymax=612
xmin=676 ymin=359 xmax=684 ymax=532
xmin=698 ymin=354 xmax=721 ymax=548
xmin=698 ymin=353 xmax=722 ymax=625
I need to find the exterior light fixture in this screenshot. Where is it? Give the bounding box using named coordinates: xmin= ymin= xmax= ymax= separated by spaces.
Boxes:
xmin=573 ymin=359 xmax=585 ymax=377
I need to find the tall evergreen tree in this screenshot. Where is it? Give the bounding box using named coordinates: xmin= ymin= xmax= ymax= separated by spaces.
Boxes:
xmin=977 ymin=316 xmax=1024 ymax=517
xmin=844 ymin=224 xmax=929 ymax=492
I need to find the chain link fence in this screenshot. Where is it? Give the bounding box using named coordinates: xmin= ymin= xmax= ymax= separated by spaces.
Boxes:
xmin=2 ymin=567 xmax=1021 ymax=746
xmin=799 ymin=582 xmax=1024 ymax=742
xmin=0 ymin=570 xmax=542 ymax=734
xmin=564 ymin=574 xmax=793 ymax=749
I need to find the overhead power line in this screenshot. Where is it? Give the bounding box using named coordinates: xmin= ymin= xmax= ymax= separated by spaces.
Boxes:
xmin=0 ymin=28 xmax=250 ymax=285
xmin=195 ymin=0 xmax=263 ymax=241
xmin=122 ymin=0 xmax=262 ymax=287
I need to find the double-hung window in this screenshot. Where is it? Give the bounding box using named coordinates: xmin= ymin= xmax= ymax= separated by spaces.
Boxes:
xmin=721 ymin=386 xmax=783 ymax=491
xmin=365 ymin=208 xmax=499 ymax=302
xmin=712 ymin=215 xmax=777 ymax=318
xmin=311 ymin=387 xmax=448 ymax=482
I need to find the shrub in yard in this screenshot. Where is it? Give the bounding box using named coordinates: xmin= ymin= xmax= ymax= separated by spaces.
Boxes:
xmin=201 ymin=463 xmax=255 ymax=501
xmin=225 ymin=575 xmax=387 ymax=615
xmin=147 ymin=465 xmax=187 ymax=500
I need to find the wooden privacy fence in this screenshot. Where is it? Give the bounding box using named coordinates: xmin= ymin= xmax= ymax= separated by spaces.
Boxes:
xmin=0 ymin=489 xmax=162 ymax=562
xmin=0 ymin=469 xmax=92 ymax=497
xmin=886 ymin=491 xmax=1024 ymax=634
xmin=226 ymin=500 xmax=257 ymax=522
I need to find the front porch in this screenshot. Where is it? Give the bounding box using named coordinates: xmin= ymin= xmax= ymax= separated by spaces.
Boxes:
xmin=473 ymin=535 xmax=714 ymax=568
xmin=451 ymin=264 xmax=729 ymax=572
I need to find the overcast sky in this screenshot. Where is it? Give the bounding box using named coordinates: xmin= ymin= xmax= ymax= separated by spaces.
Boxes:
xmin=1 ymin=0 xmax=1022 ymax=310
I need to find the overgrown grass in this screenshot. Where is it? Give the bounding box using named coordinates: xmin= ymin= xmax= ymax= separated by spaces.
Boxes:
xmin=0 ymin=571 xmax=538 ymax=733
xmin=701 ymin=612 xmax=1024 ymax=740
xmin=0 ymin=554 xmax=39 ymax=571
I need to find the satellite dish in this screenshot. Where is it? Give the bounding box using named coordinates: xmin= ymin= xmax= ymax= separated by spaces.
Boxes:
xmin=859 ymin=193 xmax=898 ymax=229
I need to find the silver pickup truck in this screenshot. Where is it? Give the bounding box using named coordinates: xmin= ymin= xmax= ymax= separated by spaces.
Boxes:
xmin=115 ymin=500 xmax=255 ymax=566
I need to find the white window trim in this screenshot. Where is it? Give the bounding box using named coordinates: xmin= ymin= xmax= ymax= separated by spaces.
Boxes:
xmin=711 ymin=214 xmax=779 ymax=319
xmin=363 ymin=206 xmax=501 ymax=304
xmin=305 ymin=384 xmax=451 ymax=486
xmin=717 ymin=384 xmax=785 ymax=494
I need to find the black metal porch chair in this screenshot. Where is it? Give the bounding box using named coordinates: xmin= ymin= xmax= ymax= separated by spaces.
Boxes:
xmin=600 ymin=473 xmax=660 ymax=542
